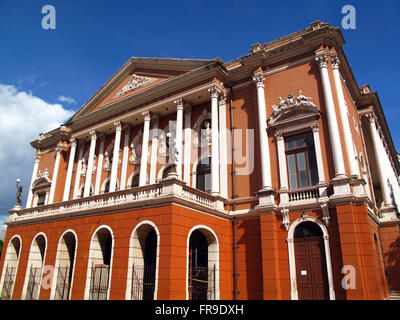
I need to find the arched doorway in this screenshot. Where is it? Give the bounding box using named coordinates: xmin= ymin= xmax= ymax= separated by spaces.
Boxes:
xmin=128 ymin=222 xmax=159 ymax=300
xmin=0 ymin=236 xmax=21 ymax=300
xmin=24 ymin=233 xmax=47 ymax=300
xmin=53 ymin=231 xmax=77 ymax=300
xmin=86 ymin=226 xmax=113 ymax=300
xmin=187 ymin=227 xmax=218 ymax=300
xmin=293 ymin=221 xmax=329 ymax=300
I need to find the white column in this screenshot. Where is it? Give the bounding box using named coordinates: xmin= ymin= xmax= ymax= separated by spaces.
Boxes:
xmin=73 ymin=142 xmax=85 ymax=199
xmin=331 ymin=55 xmax=360 ymax=177
xmin=315 ymin=53 xmax=346 ymax=178
xmin=276 ymin=132 xmax=288 ymax=205
xmin=139 ymin=111 xmax=151 ymax=186
xmin=63 ymin=139 xmax=77 ymax=201
xmin=110 ymin=121 xmax=122 ymax=192
xmin=149 ymin=115 xmax=159 ymax=184
xmin=26 ymin=155 xmax=41 ymax=208
xmin=83 ymin=131 xmax=97 ymax=197
xmin=218 ymin=93 xmax=228 ymax=198
xmin=94 ymin=135 xmax=105 ymax=195
xmin=174 ymin=98 xmax=184 ymax=179
xmin=120 ymin=127 xmax=131 ymax=190
xmin=209 ymin=87 xmax=220 ymax=196
xmin=252 ymin=70 xmax=273 ymax=190
xmin=48 ymin=147 xmax=62 ymax=204
xmin=312 ymin=124 xmax=328 ymax=198
xmin=367 ymin=114 xmax=392 ymax=207
xmin=183 ymin=106 xmax=192 ymax=185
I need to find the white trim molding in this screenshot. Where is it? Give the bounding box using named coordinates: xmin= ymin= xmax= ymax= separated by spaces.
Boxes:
xmin=286 ymin=215 xmax=335 ymax=300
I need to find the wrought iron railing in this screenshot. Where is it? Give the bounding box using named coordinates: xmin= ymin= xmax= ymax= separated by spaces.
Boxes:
xmin=188 ymin=265 xmax=216 ymax=300
xmin=131 ymin=264 xmax=156 ymax=300
xmin=89 ymin=264 xmax=110 ymax=300
xmin=54 ymin=265 xmax=72 ymax=300
xmin=25 ymin=266 xmax=42 ymax=300
xmin=0 ymin=265 xmax=15 ymax=300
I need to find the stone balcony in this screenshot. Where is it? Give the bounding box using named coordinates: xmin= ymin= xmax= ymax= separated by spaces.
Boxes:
xmin=7 ymin=176 xmax=226 ymax=226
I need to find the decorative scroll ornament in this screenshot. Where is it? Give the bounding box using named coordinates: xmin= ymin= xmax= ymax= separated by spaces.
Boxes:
xmin=281 ymin=208 xmax=290 ymax=230
xmin=269 ymin=90 xmax=319 ymax=125
xmin=114 ymin=74 xmax=156 ymax=97
xmin=37 ymin=169 xmax=49 ymax=179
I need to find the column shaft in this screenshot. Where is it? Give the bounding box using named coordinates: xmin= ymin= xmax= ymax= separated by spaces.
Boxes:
xmin=209 ymin=87 xmax=220 ymax=195
xmin=149 ymin=116 xmax=159 ymax=184
xmin=94 ymin=136 xmax=105 ymax=195
xmin=26 ymin=155 xmax=41 ymax=208
xmin=110 ymin=122 xmax=122 ymax=192
xmin=120 ymin=127 xmax=131 ymax=190
xmin=84 ymin=131 xmax=97 ymax=197
xmin=175 ymin=99 xmax=184 ymax=179
xmin=73 ymin=143 xmax=85 ymax=199
xmin=48 ymin=147 xmax=62 ymax=204
xmin=219 ymin=95 xmax=228 ymax=198
xmin=139 ymin=111 xmax=151 ymax=186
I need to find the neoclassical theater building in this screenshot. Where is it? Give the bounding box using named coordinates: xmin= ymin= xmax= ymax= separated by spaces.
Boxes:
xmin=1 ymin=21 xmax=400 ymax=300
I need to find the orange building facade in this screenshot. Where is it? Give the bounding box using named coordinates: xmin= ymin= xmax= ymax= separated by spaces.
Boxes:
xmin=1 ymin=21 xmax=400 ymax=300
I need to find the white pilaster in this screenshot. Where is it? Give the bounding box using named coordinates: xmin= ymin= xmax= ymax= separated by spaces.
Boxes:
xmin=183 ymin=106 xmax=192 ymax=185
xmin=120 ymin=127 xmax=131 ymax=190
xmin=367 ymin=114 xmax=392 ymax=207
xmin=218 ymin=93 xmax=228 ymax=199
xmin=84 ymin=131 xmax=97 ymax=197
xmin=252 ymin=70 xmax=273 ymax=190
xmin=209 ymin=87 xmax=220 ymax=196
xmin=26 ymin=154 xmax=41 ymax=208
xmin=48 ymin=147 xmax=62 ymax=204
xmin=62 ymin=139 xmax=77 ymax=201
xmin=110 ymin=121 xmax=122 ymax=192
xmin=312 ymin=124 xmax=328 ymax=198
xmin=276 ymin=132 xmax=288 ymax=205
xmin=94 ymin=135 xmax=105 ymax=195
xmin=139 ymin=111 xmax=151 ymax=186
xmin=73 ymin=142 xmax=86 ymax=199
xmin=149 ymin=115 xmax=159 ymax=184
xmin=175 ymin=98 xmax=184 ymax=179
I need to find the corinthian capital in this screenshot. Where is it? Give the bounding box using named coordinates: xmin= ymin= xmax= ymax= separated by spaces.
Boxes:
xmin=142 ymin=110 xmax=151 ymax=122
xmin=174 ymin=98 xmax=184 ymax=111
xmin=208 ymin=86 xmax=220 ymax=99
xmin=252 ymin=70 xmax=265 ymax=88
xmin=331 ymin=55 xmax=340 ymax=70
xmin=315 ymin=54 xmax=328 ymax=69
xmin=89 ymin=130 xmax=97 ymax=140
xmin=218 ymin=92 xmax=227 ymax=106
xmin=114 ymin=121 xmax=122 ymax=131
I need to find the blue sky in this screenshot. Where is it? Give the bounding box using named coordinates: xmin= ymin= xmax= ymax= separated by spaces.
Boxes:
xmin=0 ymin=0 xmax=399 ymax=223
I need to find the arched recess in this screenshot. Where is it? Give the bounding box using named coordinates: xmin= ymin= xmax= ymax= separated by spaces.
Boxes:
xmin=0 ymin=235 xmax=21 ymax=300
xmin=191 ymin=154 xmax=211 ymax=192
xmin=157 ymin=164 xmax=174 ymax=181
xmin=287 ymin=216 xmax=335 ymax=300
xmin=126 ymin=220 xmax=160 ymax=300
xmin=78 ymin=183 xmax=94 ymax=198
xmin=50 ymin=230 xmax=78 ymax=300
xmin=127 ymin=169 xmax=141 ymax=188
xmin=186 ymin=225 xmax=219 ymax=300
xmin=22 ymin=233 xmax=47 ymax=300
xmin=100 ymin=177 xmax=119 ymax=194
xmin=84 ymin=225 xmax=114 ymax=300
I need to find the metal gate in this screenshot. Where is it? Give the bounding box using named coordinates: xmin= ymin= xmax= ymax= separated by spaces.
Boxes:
xmin=189 ymin=265 xmax=216 ymax=300
xmin=25 ymin=266 xmax=42 ymax=300
xmin=0 ymin=266 xmax=15 ymax=300
xmin=131 ymin=264 xmax=156 ymax=300
xmin=54 ymin=265 xmax=72 ymax=300
xmin=89 ymin=264 xmax=110 ymax=300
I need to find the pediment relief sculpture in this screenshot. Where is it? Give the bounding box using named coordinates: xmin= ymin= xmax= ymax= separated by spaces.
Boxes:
xmin=114 ymin=74 xmax=156 ymax=98
xmin=268 ymin=90 xmax=320 ymax=127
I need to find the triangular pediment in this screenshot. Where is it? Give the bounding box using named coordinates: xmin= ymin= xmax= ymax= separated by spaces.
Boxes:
xmin=69 ymin=57 xmax=218 ymax=122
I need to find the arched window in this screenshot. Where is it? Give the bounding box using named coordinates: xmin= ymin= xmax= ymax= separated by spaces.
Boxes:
xmin=129 ymin=223 xmax=159 ymax=300
xmin=188 ymin=227 xmax=219 ymax=300
xmin=53 ymin=231 xmax=77 ymax=300
xmin=24 ymin=234 xmax=46 ymax=300
xmin=87 ymin=227 xmax=113 ymax=300
xmin=0 ymin=236 xmax=21 ymax=300
xmin=131 ymin=174 xmax=140 ymax=188
xmin=196 ymin=158 xmax=211 ymax=194
xmin=162 ymin=165 xmax=174 ymax=179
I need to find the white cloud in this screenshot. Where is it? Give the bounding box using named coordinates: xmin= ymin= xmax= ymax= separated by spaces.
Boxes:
xmin=0 ymin=84 xmax=74 ymax=224
xmin=58 ymin=95 xmax=77 ymax=105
